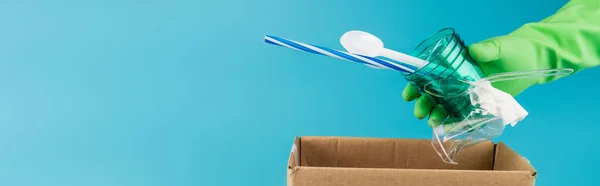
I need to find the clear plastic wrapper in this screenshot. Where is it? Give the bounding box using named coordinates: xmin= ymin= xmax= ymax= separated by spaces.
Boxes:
xmin=424 ymin=69 xmax=574 ymax=164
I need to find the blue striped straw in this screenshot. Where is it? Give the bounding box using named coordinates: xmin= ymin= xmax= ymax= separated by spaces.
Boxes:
xmin=264 ymin=35 xmax=418 ymax=73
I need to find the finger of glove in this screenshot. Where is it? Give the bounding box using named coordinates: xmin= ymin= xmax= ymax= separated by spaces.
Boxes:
xmin=468 ymin=37 xmax=503 ymax=63
xmin=428 ymin=105 xmax=448 ymax=127
xmin=414 ymin=94 xmax=435 ymax=120
xmin=402 ymin=84 xmax=420 ymax=101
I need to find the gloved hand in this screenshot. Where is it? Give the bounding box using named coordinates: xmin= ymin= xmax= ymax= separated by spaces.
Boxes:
xmin=403 ymin=0 xmax=600 ymax=126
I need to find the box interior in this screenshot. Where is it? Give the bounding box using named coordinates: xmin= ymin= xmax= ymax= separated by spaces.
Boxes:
xmin=289 ymin=136 xmax=535 ymax=173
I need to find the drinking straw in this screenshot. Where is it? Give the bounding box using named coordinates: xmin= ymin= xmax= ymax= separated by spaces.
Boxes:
xmin=264 ymin=35 xmax=419 ymax=73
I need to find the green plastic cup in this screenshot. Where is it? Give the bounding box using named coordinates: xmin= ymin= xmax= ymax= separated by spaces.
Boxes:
xmin=403 ymin=28 xmax=485 ymax=122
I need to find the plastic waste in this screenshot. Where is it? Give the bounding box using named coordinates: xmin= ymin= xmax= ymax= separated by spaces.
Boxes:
xmin=425 ymin=69 xmax=573 ymax=164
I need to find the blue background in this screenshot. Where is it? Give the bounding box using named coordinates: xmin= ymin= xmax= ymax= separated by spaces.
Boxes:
xmin=0 ymin=0 xmax=595 ymax=185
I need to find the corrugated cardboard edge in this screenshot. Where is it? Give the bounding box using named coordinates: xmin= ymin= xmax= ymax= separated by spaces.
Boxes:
xmin=290 ymin=167 xmax=535 ymax=186
xmin=493 ymin=142 xmax=537 ymax=177
xmin=287 ymin=137 xmax=297 ymax=186
xmin=288 ymin=137 xmax=300 ymax=171
xmin=288 ymin=136 xmax=307 ymax=186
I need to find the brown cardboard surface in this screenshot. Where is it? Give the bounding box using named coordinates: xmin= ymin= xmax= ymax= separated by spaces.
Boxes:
xmin=288 ymin=136 xmax=537 ymax=186
xmin=299 ymin=136 xmax=494 ymax=170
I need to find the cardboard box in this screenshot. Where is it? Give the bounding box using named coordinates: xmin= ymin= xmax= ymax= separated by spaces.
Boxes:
xmin=287 ymin=136 xmax=537 ymax=186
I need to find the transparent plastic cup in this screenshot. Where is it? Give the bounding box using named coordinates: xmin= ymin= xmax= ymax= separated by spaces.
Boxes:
xmin=404 ymin=28 xmax=485 ymax=121
xmin=402 ymin=28 xmax=487 ymax=164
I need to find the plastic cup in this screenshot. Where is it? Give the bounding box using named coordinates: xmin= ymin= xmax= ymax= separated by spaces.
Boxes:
xmin=403 ymin=28 xmax=486 ymax=120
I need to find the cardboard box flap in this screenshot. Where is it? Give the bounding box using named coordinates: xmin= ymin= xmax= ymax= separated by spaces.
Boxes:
xmin=493 ymin=142 xmax=537 ymax=176
xmin=298 ymin=136 xmax=495 ymax=170
xmin=288 ymin=137 xmax=300 ymax=168
xmin=288 ymin=137 xmax=308 ymax=169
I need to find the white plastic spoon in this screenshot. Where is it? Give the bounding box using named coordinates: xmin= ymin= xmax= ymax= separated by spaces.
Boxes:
xmin=340 ymin=30 xmax=428 ymax=69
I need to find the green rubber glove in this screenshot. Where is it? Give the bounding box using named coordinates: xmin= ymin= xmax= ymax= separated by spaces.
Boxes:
xmin=403 ymin=0 xmax=600 ymax=126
